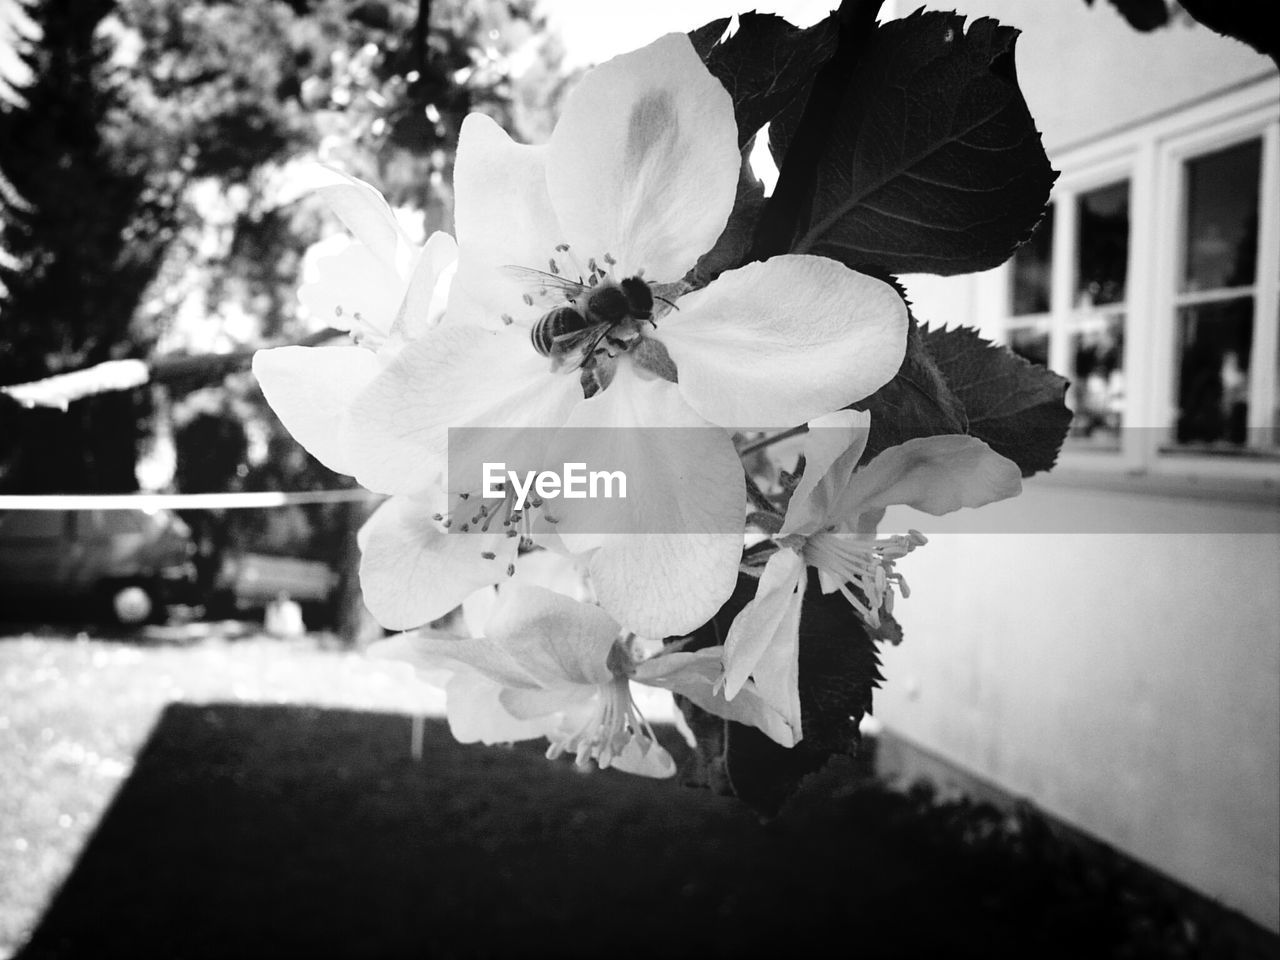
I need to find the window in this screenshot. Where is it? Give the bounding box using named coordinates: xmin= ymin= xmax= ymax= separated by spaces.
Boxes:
xmin=1171 ymin=139 xmax=1267 ymax=453
xmin=1070 ymin=181 xmax=1129 ymax=450
xmin=995 ymin=79 xmax=1279 ymax=478
xmin=1006 ymin=175 xmax=1132 ymax=452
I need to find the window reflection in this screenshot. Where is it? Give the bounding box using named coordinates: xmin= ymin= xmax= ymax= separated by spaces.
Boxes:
xmin=1175 ymin=298 xmax=1253 ymax=447
xmin=1070 ymin=313 xmax=1125 ymax=448
xmin=1011 ymin=205 xmax=1053 ymax=316
xmin=1182 ymin=140 xmax=1261 ymax=293
xmin=1076 ymin=182 xmax=1129 ymax=307
xmin=1008 ymin=325 xmax=1050 ymax=367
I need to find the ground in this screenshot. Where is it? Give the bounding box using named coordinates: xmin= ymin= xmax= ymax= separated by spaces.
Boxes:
xmin=1 ymin=624 xmax=1276 ymax=960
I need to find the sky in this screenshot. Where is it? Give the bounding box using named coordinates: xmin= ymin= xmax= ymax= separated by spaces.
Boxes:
xmin=539 ymin=0 xmax=838 ymax=67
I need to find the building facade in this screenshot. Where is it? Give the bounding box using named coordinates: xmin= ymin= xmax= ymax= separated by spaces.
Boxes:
xmin=877 ymin=0 xmax=1279 ymax=930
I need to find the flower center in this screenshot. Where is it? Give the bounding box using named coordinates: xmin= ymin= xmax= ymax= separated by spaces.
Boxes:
xmin=503 ymin=243 xmax=678 ymax=393
xmin=792 ymin=529 xmax=928 ymax=627
xmin=432 ymin=484 xmax=561 ymax=573
xmin=544 ymin=640 xmax=660 ymax=772
xmin=331 ymin=303 xmax=386 ymax=351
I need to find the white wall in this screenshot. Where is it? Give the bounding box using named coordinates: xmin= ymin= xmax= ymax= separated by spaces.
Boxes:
xmin=871 ymin=1 xmax=1280 ymax=929
xmin=877 ymin=487 xmax=1280 ymax=928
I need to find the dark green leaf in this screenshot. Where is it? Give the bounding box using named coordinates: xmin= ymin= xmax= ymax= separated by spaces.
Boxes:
xmin=1177 ymin=0 xmax=1279 ymax=66
xmin=852 ymin=315 xmax=968 ymax=462
xmin=685 ymin=148 xmax=766 ymax=288
xmin=1085 ymin=0 xmax=1169 ymax=31
xmin=673 ymin=570 xmax=884 ymax=816
xmin=795 ymin=10 xmax=1057 ymax=276
xmin=922 ymin=323 xmax=1072 ymax=476
xmin=687 ymin=17 xmax=730 ymax=62
xmin=699 ymin=12 xmax=840 ymax=149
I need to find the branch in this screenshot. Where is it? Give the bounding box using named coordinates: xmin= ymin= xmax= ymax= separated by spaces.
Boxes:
xmin=0 ymin=327 xmax=345 ymax=411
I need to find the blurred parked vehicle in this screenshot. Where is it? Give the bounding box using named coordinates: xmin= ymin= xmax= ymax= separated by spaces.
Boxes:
xmin=213 ymin=551 xmax=339 ymax=623
xmin=0 ymin=508 xmax=198 ymax=624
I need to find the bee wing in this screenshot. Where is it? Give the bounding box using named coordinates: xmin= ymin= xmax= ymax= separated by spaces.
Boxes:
xmin=500 ymin=265 xmax=589 ymax=306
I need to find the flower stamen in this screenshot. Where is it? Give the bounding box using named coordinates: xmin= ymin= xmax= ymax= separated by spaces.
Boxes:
xmin=798 ymin=528 xmax=928 ymax=628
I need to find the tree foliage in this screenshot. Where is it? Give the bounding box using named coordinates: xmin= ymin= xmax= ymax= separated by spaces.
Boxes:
xmin=0 ymin=0 xmax=561 ymax=493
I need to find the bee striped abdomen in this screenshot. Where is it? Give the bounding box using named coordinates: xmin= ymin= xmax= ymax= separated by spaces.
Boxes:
xmin=531 ymin=305 xmax=591 ymax=357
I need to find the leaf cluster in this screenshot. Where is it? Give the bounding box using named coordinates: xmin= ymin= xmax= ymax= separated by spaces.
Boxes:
xmin=677 ymin=1 xmax=1070 ymax=811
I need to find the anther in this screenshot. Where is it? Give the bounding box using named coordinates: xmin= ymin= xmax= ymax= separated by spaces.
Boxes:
xmin=555 ymin=243 xmax=570 ymax=252
xmin=458 ymin=492 xmax=470 ymax=500
xmin=603 ymin=252 xmax=616 ymax=265
xmin=334 ymin=305 xmax=344 ymax=317
xmin=459 ymin=523 xmax=469 ymax=533
xmin=501 ymin=313 xmax=514 ymax=326
xmin=549 ymin=259 xmax=560 ymax=275
xmin=506 ymin=563 xmax=515 ymax=577
xmin=480 ymin=551 xmax=496 ymax=560
xmin=522 ymin=293 xmax=534 ymax=306
xmin=431 ymin=513 xmax=443 ymax=521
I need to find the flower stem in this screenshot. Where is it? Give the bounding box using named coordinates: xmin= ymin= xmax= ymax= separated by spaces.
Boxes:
xmin=738 ymin=425 xmax=808 ymax=458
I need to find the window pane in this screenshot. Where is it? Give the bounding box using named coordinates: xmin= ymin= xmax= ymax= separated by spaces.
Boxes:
xmin=1076 ymin=181 xmax=1129 ymax=307
xmin=1175 ymin=297 xmax=1252 ymax=447
xmin=1008 ymin=325 xmax=1049 ymax=367
xmin=1010 ymin=205 xmax=1054 ymax=316
xmin=1182 ymin=140 xmax=1261 ymax=292
xmin=1069 ymin=313 xmax=1124 ymax=448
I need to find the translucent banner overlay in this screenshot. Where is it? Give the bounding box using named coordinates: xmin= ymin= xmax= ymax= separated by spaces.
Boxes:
xmin=447 ymin=427 xmax=1280 ymax=535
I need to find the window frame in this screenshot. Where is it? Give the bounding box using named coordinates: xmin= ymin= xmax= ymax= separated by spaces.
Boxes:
xmin=990 ymin=76 xmax=1280 ymax=482
xmin=1148 ymin=100 xmax=1280 ymax=479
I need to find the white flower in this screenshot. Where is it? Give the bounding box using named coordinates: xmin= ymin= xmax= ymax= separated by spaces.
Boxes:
xmin=370 ymin=584 xmax=796 ymax=778
xmin=343 ymin=34 xmax=908 ymax=638
xmin=722 ymin=410 xmax=1024 ymax=740
xmin=252 ymin=166 xmax=457 ymax=477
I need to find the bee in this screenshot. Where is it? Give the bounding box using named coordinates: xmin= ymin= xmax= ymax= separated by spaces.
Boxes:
xmin=505 ymin=266 xmax=659 ymax=366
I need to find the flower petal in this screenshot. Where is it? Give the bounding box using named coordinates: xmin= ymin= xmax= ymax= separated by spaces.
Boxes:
xmin=780 ymin=410 xmax=872 ymax=537
xmin=722 ymin=548 xmax=805 ymax=699
xmin=637 ymin=649 xmax=797 ymax=748
xmin=344 ymin=325 xmax=581 ymax=494
xmin=449 ymin=113 xmax=562 ymax=329
xmin=545 ymin=33 xmax=738 ymax=282
xmin=747 ymin=608 xmax=804 ymax=743
xmin=832 ymin=435 xmax=1023 ymax=519
xmin=298 ymin=164 xmax=414 ymax=278
xmin=252 ymin=344 xmax=381 ymax=476
xmin=538 ymin=365 xmax=743 ymax=638
xmin=655 ymin=255 xmax=908 ymax=428
xmin=444 ymin=673 xmax=556 ymax=744
xmin=499 ymin=684 xmax=595 ymax=720
xmin=507 ymin=549 xmax=593 ymax=601
xmin=298 ymin=237 xmax=405 ymax=336
xmin=358 ymin=495 xmax=516 ymax=630
xmin=390 ymin=230 xmax=457 ymax=343
xmin=608 ymin=734 xmax=676 ymax=778
xmin=482 ymin=584 xmax=620 ymax=688
xmin=365 ymin=629 xmax=536 ymax=690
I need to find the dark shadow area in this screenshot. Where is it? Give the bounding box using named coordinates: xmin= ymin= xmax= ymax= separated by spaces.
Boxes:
xmin=17 ymin=703 xmax=1280 ymax=960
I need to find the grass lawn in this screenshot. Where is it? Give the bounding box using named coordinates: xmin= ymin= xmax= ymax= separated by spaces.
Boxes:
xmin=2 ymin=625 xmax=1276 ymax=959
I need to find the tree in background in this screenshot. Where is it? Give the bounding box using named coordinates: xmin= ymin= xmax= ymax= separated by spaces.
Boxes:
xmin=0 ymin=0 xmax=566 ymax=495
xmin=0 ymin=0 xmax=39 ymax=298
